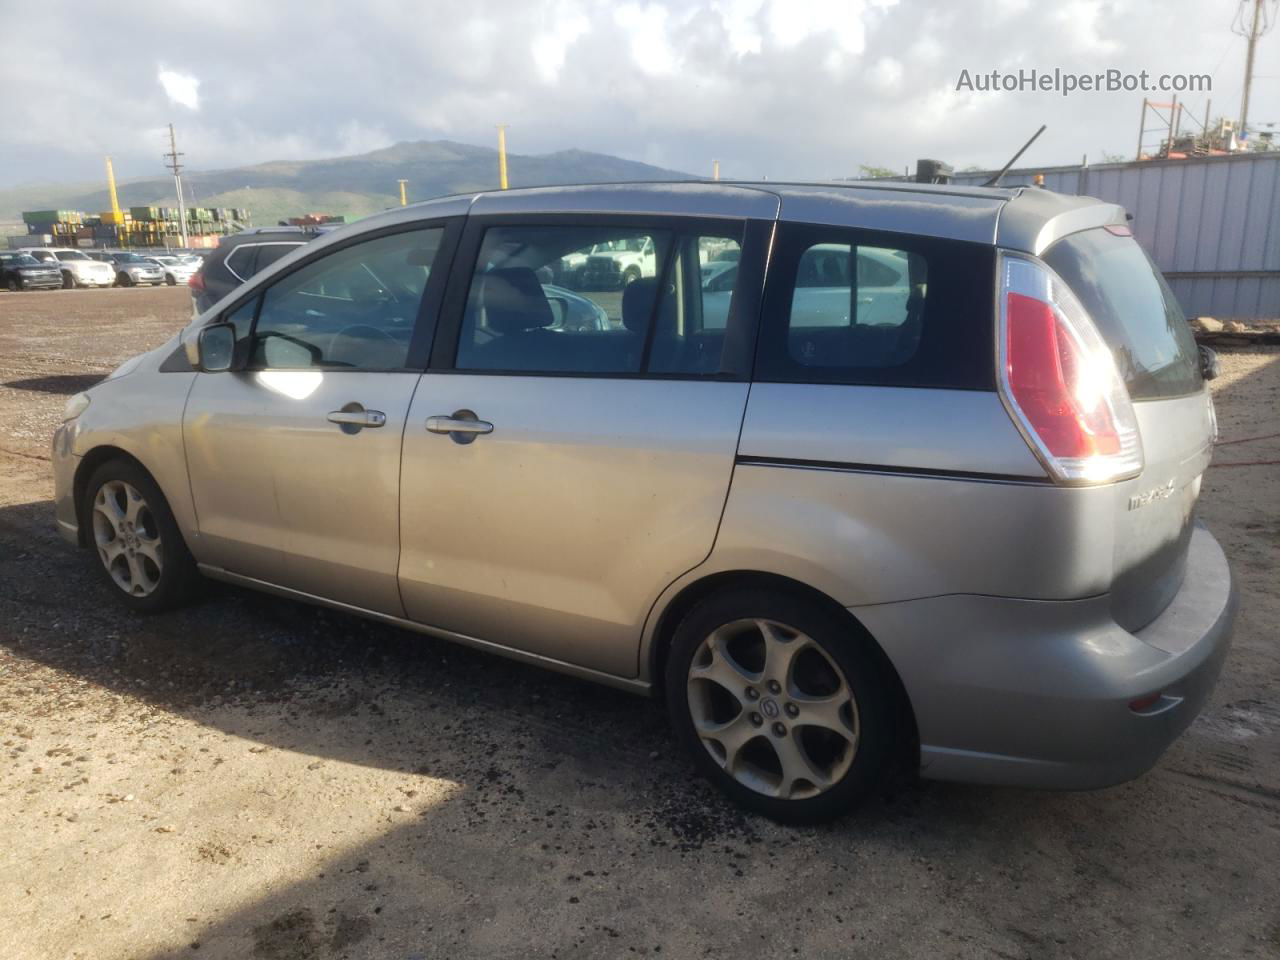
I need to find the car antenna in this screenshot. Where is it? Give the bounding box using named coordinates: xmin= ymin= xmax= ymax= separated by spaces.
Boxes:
xmin=982 ymin=125 xmax=1047 ymax=187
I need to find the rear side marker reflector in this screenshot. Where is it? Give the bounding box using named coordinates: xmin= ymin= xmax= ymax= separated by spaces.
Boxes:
xmin=1128 ymin=692 xmax=1163 ymax=713
xmin=998 ymin=254 xmax=1144 ymax=485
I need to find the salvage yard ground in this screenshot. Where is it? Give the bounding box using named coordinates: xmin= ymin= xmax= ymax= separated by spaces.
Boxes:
xmin=0 ymin=286 xmax=1278 ymax=960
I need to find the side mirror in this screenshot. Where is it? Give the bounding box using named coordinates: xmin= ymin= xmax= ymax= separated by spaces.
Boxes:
xmin=196 ymin=323 xmax=237 ymax=372
xmin=1198 ymin=344 xmax=1220 ymax=381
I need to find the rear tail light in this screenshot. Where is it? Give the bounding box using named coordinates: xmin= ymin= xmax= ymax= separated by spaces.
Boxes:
xmin=998 ymin=254 xmax=1143 ymax=485
xmin=188 ymin=271 xmax=205 ymax=291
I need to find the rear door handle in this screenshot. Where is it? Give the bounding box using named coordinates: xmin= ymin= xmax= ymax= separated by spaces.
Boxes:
xmin=327 ymin=408 xmax=386 ymax=429
xmin=426 ymin=409 xmax=493 ymax=444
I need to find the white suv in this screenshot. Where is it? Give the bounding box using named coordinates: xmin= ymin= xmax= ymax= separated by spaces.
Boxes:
xmin=20 ymin=247 xmax=116 ymax=289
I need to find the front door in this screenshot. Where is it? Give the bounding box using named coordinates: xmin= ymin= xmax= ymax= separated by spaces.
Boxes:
xmin=397 ymin=217 xmax=763 ymax=677
xmin=183 ymin=222 xmax=455 ymax=615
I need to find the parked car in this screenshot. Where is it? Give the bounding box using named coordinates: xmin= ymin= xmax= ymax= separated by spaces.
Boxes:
xmin=188 ymin=227 xmax=331 ymax=314
xmin=99 ymin=252 xmax=165 ymax=287
xmin=52 ymin=181 xmax=1235 ymax=822
xmin=19 ymin=247 xmax=116 ymax=288
xmin=0 ymin=251 xmax=63 ymax=291
xmin=145 ymin=254 xmax=200 ymax=286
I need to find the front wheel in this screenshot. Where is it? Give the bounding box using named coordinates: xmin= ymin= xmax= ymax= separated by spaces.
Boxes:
xmin=83 ymin=460 xmax=200 ymax=612
xmin=62 ymin=272 xmax=75 ymax=289
xmin=6 ymin=277 xmax=19 ymax=292
xmin=165 ymin=274 xmax=176 ymax=286
xmin=621 ymin=266 xmax=641 ymax=287
xmin=116 ymin=272 xmax=132 ymax=287
xmin=665 ymin=587 xmax=897 ymax=823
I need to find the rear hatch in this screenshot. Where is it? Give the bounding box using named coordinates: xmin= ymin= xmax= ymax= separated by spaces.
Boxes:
xmin=1041 ymin=226 xmax=1210 ymax=631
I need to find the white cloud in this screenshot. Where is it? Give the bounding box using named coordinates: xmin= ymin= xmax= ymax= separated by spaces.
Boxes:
xmin=157 ymin=67 xmax=200 ymax=110
xmin=532 ymin=1 xmax=592 ymax=82
xmin=0 ymin=0 xmax=1272 ymax=187
xmin=614 ymin=3 xmax=679 ymax=76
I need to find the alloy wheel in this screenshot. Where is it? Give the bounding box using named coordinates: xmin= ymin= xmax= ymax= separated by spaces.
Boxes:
xmin=686 ymin=618 xmax=859 ymax=800
xmin=91 ymin=480 xmax=164 ymax=597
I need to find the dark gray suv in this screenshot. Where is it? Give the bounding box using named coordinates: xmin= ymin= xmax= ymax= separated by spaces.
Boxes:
xmin=188 ymin=227 xmax=325 ymax=314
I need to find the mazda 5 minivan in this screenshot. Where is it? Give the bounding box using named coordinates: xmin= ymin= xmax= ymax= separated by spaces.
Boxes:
xmin=52 ymin=181 xmax=1236 ymax=822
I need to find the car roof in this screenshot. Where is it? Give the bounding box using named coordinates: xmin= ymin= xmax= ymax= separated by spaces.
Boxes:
xmin=323 ymin=179 xmax=1123 ymax=254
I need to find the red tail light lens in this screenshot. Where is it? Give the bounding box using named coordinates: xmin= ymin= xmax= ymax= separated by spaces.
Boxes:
xmin=998 ymin=255 xmax=1143 ymax=485
xmin=187 ymin=271 xmax=205 ymax=291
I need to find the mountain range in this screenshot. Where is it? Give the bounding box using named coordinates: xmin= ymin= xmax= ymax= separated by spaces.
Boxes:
xmin=0 ymin=140 xmax=696 ymax=227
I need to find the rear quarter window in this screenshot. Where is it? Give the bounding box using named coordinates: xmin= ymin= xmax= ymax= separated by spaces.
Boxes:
xmin=755 ymin=224 xmax=995 ymax=390
xmin=1042 ymin=227 xmax=1201 ymax=400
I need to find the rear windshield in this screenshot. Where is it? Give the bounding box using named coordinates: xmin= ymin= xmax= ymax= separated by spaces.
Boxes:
xmin=1043 ymin=228 xmax=1201 ymax=400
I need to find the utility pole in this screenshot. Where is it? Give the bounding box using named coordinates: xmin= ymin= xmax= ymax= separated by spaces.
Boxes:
xmin=712 ymin=159 xmax=720 ymax=181
xmin=496 ymin=125 xmax=509 ymax=190
xmin=163 ymin=123 xmax=190 ymax=249
xmin=1235 ymin=0 xmax=1275 ymax=141
xmin=398 ymin=179 xmax=408 ymax=206
xmin=103 ymin=156 xmax=122 ymax=222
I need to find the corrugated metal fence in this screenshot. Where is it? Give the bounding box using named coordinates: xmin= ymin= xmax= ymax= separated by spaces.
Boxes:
xmin=953 ymin=153 xmax=1280 ymax=320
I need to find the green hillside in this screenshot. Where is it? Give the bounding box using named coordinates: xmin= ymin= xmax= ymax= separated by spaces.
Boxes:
xmin=0 ymin=140 xmax=695 ymax=227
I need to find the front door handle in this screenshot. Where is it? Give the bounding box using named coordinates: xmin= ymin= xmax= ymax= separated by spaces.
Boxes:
xmin=426 ymin=409 xmax=493 ymax=444
xmin=327 ymin=407 xmax=386 ymax=432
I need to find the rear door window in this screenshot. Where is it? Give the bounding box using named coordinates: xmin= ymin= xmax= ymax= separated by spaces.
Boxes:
xmin=223 ymin=244 xmax=258 ymax=282
xmin=449 ymin=223 xmax=746 ymax=377
xmin=252 ymin=242 xmax=301 ymax=277
xmin=756 ymin=224 xmax=995 ymax=390
xmin=1042 ymin=227 xmax=1201 ymax=400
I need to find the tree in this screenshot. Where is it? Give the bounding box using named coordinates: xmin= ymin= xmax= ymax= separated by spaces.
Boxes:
xmin=857 ymin=164 xmax=898 ymax=179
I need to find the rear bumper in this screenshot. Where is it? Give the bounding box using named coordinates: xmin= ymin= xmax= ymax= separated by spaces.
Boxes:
xmin=853 ymin=523 xmax=1236 ymax=790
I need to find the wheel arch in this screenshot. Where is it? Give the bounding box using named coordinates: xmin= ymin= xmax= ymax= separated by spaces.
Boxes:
xmin=645 ymin=569 xmax=919 ymax=767
xmin=72 ymin=445 xmax=153 ymax=547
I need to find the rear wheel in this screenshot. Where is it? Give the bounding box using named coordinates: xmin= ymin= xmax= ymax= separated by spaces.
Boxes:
xmin=621 ymin=266 xmax=641 ymax=287
xmin=62 ymin=271 xmax=75 ymax=289
xmin=6 ymin=277 xmax=19 ymax=292
xmin=83 ymin=460 xmax=199 ymax=612
xmin=665 ymin=587 xmax=896 ymax=823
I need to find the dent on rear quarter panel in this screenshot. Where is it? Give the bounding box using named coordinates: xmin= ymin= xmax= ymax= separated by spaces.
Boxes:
xmin=713 ymin=385 xmax=1120 ymax=605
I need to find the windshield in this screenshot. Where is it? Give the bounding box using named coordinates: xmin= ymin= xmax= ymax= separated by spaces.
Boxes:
xmin=116 ymin=253 xmax=147 ymax=263
xmin=1043 ymin=227 xmax=1201 ymax=400
xmin=55 ymin=250 xmax=90 ymax=261
xmin=4 ymin=255 xmax=40 ymax=266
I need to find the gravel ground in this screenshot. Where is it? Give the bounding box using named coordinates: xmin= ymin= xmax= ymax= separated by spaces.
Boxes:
xmin=0 ymin=286 xmax=1277 ymax=960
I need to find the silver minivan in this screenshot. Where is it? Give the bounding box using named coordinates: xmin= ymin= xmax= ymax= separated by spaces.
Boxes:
xmin=51 ymin=181 xmax=1236 ymax=822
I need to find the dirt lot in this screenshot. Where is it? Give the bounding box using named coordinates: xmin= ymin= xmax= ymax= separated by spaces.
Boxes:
xmin=1 ymin=286 xmax=1277 ymax=960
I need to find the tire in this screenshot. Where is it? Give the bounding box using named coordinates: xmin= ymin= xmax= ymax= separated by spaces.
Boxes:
xmin=665 ymin=586 xmax=897 ymax=823
xmin=82 ymin=459 xmax=200 ymax=613
xmin=6 ymin=277 xmax=19 ymax=292
xmin=621 ymin=266 xmax=641 ymax=287
xmin=117 ymin=272 xmax=132 ymax=287
xmin=165 ymin=274 xmax=176 ymax=286
xmin=62 ymin=272 xmax=75 ymax=290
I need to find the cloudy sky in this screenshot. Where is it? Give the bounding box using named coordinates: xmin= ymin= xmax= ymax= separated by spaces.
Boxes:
xmin=2 ymin=0 xmax=1276 ymax=186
